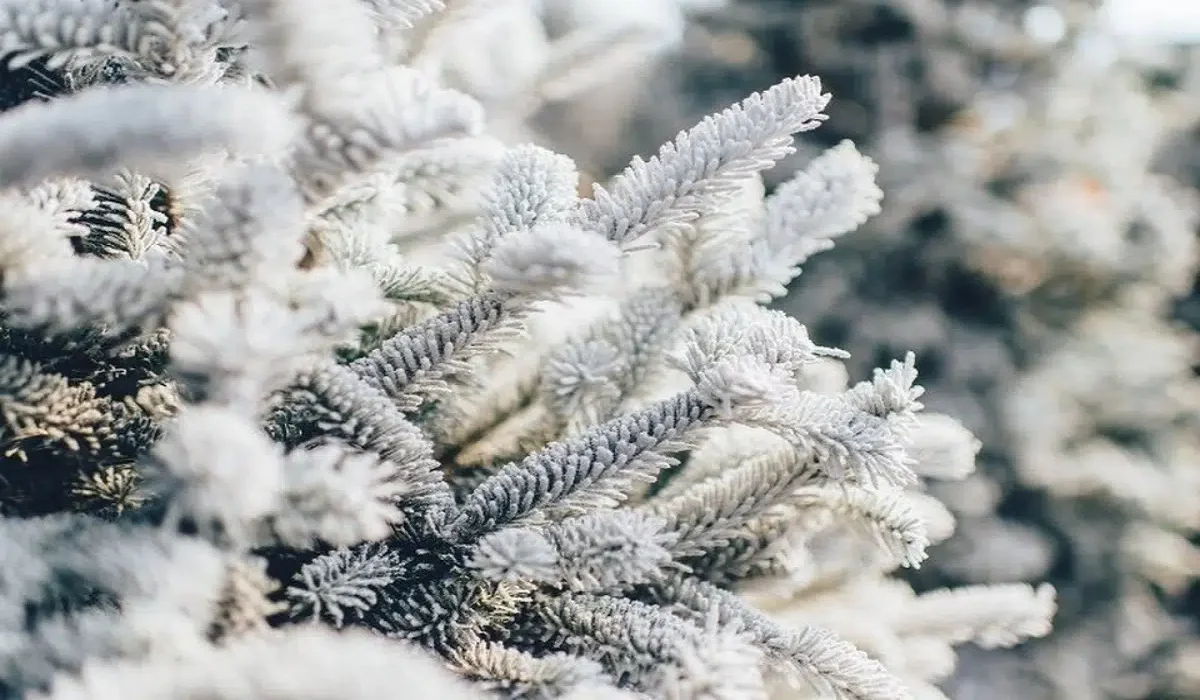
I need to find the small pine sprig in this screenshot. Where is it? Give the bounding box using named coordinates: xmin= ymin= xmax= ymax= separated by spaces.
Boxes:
xmin=576 ymin=75 xmax=830 ymax=247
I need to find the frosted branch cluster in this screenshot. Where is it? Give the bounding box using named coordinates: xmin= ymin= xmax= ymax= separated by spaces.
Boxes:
xmin=0 ymin=1 xmax=1056 ymax=699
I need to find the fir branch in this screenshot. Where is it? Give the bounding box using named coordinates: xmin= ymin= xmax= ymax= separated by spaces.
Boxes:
xmin=178 ymin=163 xmax=307 ymax=294
xmin=270 ymin=440 xmax=412 ymax=548
xmin=349 ymin=291 xmax=508 ymax=408
xmin=0 ymin=0 xmax=169 ymax=69
xmin=648 ymin=576 xmax=912 ymax=700
xmin=0 ymin=83 xmax=298 ymax=190
xmin=479 ymin=145 xmax=580 ymax=242
xmin=760 ymin=139 xmax=883 ymax=263
xmin=2 ymin=257 xmax=180 ymax=342
xmin=446 ymin=143 xmax=584 ymax=296
xmin=448 ymin=636 xmax=611 ymax=699
xmin=482 ymin=223 xmax=621 ymax=299
xmin=893 ymin=583 xmax=1057 ymax=649
xmin=529 ymin=592 xmax=766 ymax=697
xmin=471 ymin=510 xmax=677 ymax=592
xmin=276 ymin=361 xmax=452 ymax=518
xmin=36 ymin=626 xmax=485 ymax=700
xmin=906 ymin=413 xmax=981 ymax=480
xmin=74 ymin=172 xmax=168 ymax=260
xmin=576 ymin=75 xmax=830 ymax=246
xmin=540 ymin=287 xmax=682 ymax=430
xmin=141 ymin=404 xmax=286 ymax=545
xmin=447 ymin=389 xmax=716 ymax=538
xmin=0 ymin=353 xmax=116 ymax=457
xmin=286 ymin=544 xmax=406 ymax=628
xmin=641 ymin=449 xmax=821 ymax=561
xmin=293 ymin=66 xmax=484 ymax=202
xmin=791 ymin=484 xmax=930 ymax=569
xmin=730 ymin=390 xmax=918 ymax=489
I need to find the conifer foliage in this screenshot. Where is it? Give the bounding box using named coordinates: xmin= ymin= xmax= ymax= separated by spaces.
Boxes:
xmin=0 ymin=1 xmax=1054 ymax=699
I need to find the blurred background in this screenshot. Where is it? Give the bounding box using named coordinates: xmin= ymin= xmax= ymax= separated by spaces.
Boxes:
xmin=1105 ymin=0 xmax=1200 ymax=44
xmin=528 ymin=0 xmax=1200 ymax=698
